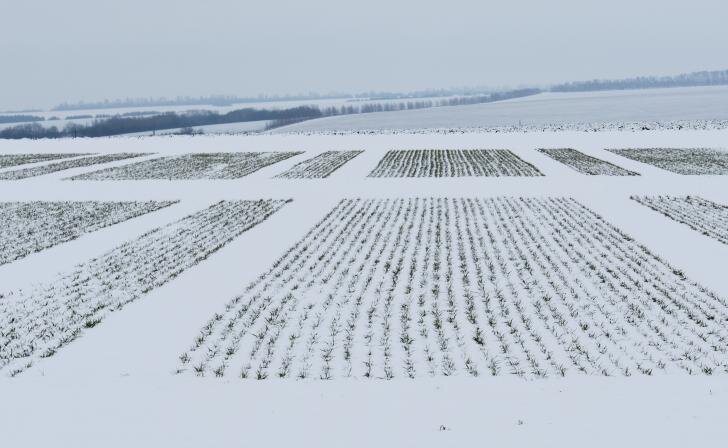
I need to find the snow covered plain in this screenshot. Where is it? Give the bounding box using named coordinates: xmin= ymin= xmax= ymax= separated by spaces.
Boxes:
xmin=277 ymin=86 xmax=728 ymax=133
xmin=1 ymin=129 xmax=728 ymax=446
xmin=0 ymin=94 xmax=462 ymax=133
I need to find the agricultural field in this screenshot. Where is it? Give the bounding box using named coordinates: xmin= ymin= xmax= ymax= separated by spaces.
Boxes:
xmin=0 ymin=153 xmax=149 ymax=180
xmin=0 ymin=153 xmax=89 ymax=169
xmin=1 ymin=130 xmax=728 ymax=448
xmin=181 ymin=196 xmax=727 ymax=380
xmin=537 ymin=148 xmax=638 ymax=175
xmin=633 ymin=195 xmax=728 ymax=245
xmin=0 ymin=199 xmax=289 ymax=375
xmin=608 ymin=147 xmax=728 ymax=174
xmin=0 ymin=200 xmax=176 ymax=265
xmin=275 ymin=150 xmax=363 ymax=178
xmin=368 ymin=149 xmax=543 ymax=177
xmin=69 ymin=152 xmax=302 ymax=180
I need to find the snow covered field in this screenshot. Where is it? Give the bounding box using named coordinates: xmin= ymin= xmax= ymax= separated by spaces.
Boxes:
xmin=1 ymin=129 xmax=728 ymax=446
xmin=6 ymin=86 xmax=728 ymax=137
xmin=277 ymin=86 xmax=728 ymax=133
xmin=0 ymin=94 xmax=464 ymax=133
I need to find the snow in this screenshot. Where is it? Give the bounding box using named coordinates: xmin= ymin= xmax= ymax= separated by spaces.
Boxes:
xmin=7 ymin=87 xmax=728 ymax=137
xmin=276 ymin=86 xmax=728 ymax=133
xmin=2 ymin=375 xmax=727 ymax=448
xmin=1 ymin=129 xmax=728 ymax=446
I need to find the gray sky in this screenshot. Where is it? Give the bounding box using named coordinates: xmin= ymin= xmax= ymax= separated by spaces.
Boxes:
xmin=2 ymin=0 xmax=727 ymax=110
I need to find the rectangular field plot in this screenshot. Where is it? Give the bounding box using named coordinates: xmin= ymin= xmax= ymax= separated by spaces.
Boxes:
xmin=181 ymin=197 xmax=728 ymax=380
xmin=274 ymin=151 xmax=363 ymax=178
xmin=368 ymin=149 xmax=543 ymax=177
xmin=538 ymin=148 xmax=638 ymax=175
xmin=608 ymin=148 xmax=728 ymax=175
xmin=0 ymin=200 xmax=176 ymax=265
xmin=0 ymin=153 xmax=149 ymax=180
xmin=633 ymin=195 xmax=728 ymax=245
xmin=0 ymin=199 xmax=290 ymax=375
xmin=70 ymin=152 xmax=303 ymax=180
xmin=0 ymin=153 xmax=90 ymax=169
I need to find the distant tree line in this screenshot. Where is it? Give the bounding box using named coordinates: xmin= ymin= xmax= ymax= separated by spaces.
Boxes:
xmin=50 ymin=86 xmax=511 ymax=112
xmin=51 ymin=93 xmax=351 ymax=111
xmin=0 ymin=106 xmax=324 ymax=139
xmin=0 ymin=123 xmax=64 ymax=139
xmin=0 ymin=114 xmax=45 ymax=124
xmin=351 ymin=86 xmax=502 ymax=101
xmin=117 ymin=111 xmax=161 ymax=117
xmin=26 ymin=66 xmax=728 ymax=118
xmin=319 ymin=88 xmax=539 ymax=115
xmin=1 ymin=89 xmax=541 ymax=139
xmin=65 ymin=114 xmax=94 ymax=120
xmin=53 ymin=95 xmax=254 ymax=110
xmin=551 ymin=69 xmax=728 ymax=92
xmin=264 ymin=89 xmax=541 ymax=129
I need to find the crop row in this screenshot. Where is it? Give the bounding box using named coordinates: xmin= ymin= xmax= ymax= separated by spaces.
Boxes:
xmin=275 ymin=151 xmax=363 ymax=179
xmin=70 ymin=152 xmax=303 ymax=180
xmin=0 ymin=153 xmax=90 ymax=169
xmin=633 ymin=195 xmax=728 ymax=245
xmin=0 ymin=200 xmax=177 ymax=266
xmin=0 ymin=199 xmax=290 ymax=375
xmin=368 ymin=149 xmax=543 ymax=177
xmin=6 ymin=148 xmax=728 ymax=180
xmin=609 ymin=148 xmax=728 ymax=175
xmin=0 ymin=153 xmax=149 ymax=180
xmin=538 ymin=148 xmax=638 ymax=175
xmin=181 ymin=196 xmax=728 ymax=380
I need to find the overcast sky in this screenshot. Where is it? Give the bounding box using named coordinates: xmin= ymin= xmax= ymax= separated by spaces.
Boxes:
xmin=2 ymin=0 xmax=727 ymax=110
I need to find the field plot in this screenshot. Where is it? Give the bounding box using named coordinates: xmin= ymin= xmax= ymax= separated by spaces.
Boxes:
xmin=0 ymin=153 xmax=149 ymax=180
xmin=182 ymin=197 xmax=728 ymax=380
xmin=0 ymin=199 xmax=290 ymax=375
xmin=608 ymin=148 xmax=728 ymax=175
xmin=368 ymin=149 xmax=543 ymax=177
xmin=0 ymin=153 xmax=90 ymax=169
xmin=274 ymin=151 xmax=363 ymax=178
xmin=537 ymin=148 xmax=638 ymax=175
xmin=633 ymin=195 xmax=728 ymax=245
xmin=0 ymin=200 xmax=177 ymax=265
xmin=69 ymin=152 xmax=303 ymax=180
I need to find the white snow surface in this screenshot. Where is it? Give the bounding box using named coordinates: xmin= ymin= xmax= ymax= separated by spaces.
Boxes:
xmin=277 ymin=86 xmax=728 ymax=133
xmin=1 ymin=129 xmax=728 ymax=446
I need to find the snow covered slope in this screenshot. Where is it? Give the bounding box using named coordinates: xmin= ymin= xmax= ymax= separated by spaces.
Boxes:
xmin=276 ymin=86 xmax=728 ymax=133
